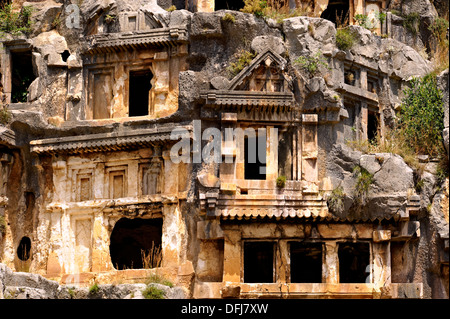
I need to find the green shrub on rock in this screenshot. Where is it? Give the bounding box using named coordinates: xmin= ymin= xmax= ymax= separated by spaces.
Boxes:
xmin=336 ymin=27 xmax=356 ymax=51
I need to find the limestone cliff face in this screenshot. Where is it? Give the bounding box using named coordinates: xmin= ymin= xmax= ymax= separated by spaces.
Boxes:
xmin=0 ymin=0 xmax=448 ymax=299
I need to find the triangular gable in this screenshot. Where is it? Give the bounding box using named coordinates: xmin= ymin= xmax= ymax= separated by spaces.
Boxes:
xmin=227 ymin=48 xmax=289 ymax=92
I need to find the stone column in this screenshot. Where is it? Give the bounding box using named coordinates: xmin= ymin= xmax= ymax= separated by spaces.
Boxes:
xmin=360 ymin=68 xmax=368 ymax=90
xmin=94 ymin=162 xmax=105 ymax=199
xmin=301 ymin=114 xmax=318 ymax=183
xmin=91 ymin=210 xmax=112 ymax=272
xmin=46 ymin=209 xmax=63 ymax=277
xmin=223 ymin=229 xmax=242 ymax=283
xmin=324 ymin=241 xmax=339 ymax=284
xmin=372 ymin=242 xmax=391 ymax=291
xmin=359 ymin=101 xmax=368 ymax=141
xmin=277 ymin=240 xmax=289 ymax=283
xmin=162 ymin=150 xmax=178 ymax=195
xmin=162 ymin=204 xmax=185 ymax=268
xmin=128 ymin=160 xmax=139 ymax=197
xmin=220 ymin=113 xmax=237 ymax=191
xmin=52 ymin=160 xmax=67 ymax=202
xmin=266 ymin=126 xmax=278 ymax=180
xmin=0 ymin=45 xmax=11 ymax=103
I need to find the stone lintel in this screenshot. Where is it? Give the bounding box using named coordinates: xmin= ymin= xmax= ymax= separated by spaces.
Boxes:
xmin=373 ymin=230 xmax=392 ymax=242
xmin=302 ymin=113 xmax=318 ymax=124
xmin=339 ymin=83 xmax=379 ymax=103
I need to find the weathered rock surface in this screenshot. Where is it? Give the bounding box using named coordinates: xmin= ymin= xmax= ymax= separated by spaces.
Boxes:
xmin=437 ymin=69 xmax=449 ymax=156
xmin=0 ymin=263 xmax=185 ymax=299
xmin=326 ymin=144 xmax=414 ymax=220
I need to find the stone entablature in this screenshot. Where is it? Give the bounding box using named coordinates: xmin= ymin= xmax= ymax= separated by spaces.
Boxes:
xmin=30 ymin=124 xmax=192 ymax=155
xmin=202 ymin=91 xmax=295 ymax=108
xmin=84 ymin=26 xmax=189 ymax=54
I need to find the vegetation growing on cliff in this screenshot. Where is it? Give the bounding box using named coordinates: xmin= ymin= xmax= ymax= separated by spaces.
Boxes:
xmin=353 ymin=165 xmax=374 ymax=204
xmin=294 ymin=50 xmax=329 ymax=77
xmin=327 ymin=186 xmax=345 ymax=214
xmin=336 ymin=27 xmax=356 ymax=51
xmin=240 ymin=0 xmax=306 ymax=22
xmin=347 ymin=72 xmax=447 ymax=180
xmin=0 ymin=3 xmax=34 ymax=37
xmin=142 ymin=285 xmax=165 ymax=299
xmin=429 ymin=17 xmax=449 ymax=73
xmin=227 ymin=49 xmax=256 ymax=77
xmin=399 ymin=74 xmax=444 ymax=158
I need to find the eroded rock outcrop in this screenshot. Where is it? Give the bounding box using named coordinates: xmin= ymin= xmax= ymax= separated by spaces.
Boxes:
xmin=0 ymin=263 xmax=185 ymax=299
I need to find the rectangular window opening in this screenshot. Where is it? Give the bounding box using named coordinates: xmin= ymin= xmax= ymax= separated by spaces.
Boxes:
xmin=368 ymin=111 xmax=379 ymax=142
xmin=244 ymin=241 xmax=275 ymax=283
xmin=244 ymin=135 xmax=266 ymax=180
xmin=11 ymin=50 xmax=36 ymax=103
xmin=290 ymin=242 xmax=323 ymax=283
xmin=344 ymin=69 xmax=356 ymax=86
xmin=129 ymin=70 xmax=152 ymax=117
xmin=338 ymin=242 xmax=370 ymax=283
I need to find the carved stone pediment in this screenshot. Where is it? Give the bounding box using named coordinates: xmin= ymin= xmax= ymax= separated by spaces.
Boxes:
xmin=228 ymin=48 xmax=290 ymax=92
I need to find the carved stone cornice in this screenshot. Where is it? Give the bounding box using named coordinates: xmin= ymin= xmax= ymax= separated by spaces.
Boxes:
xmin=30 ymin=124 xmax=192 ymax=155
xmin=202 ymin=90 xmax=295 ymax=108
xmin=0 ymin=126 xmax=16 ymax=147
xmin=84 ymin=25 xmax=189 ymax=54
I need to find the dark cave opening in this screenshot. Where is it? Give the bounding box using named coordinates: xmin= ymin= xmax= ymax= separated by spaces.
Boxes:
xmin=17 ymin=236 xmax=31 ymax=261
xmin=109 ymin=217 xmax=162 ymax=270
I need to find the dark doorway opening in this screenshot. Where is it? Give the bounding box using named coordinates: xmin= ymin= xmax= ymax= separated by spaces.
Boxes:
xmin=290 ymin=242 xmax=323 ymax=283
xmin=11 ymin=50 xmax=36 ymax=103
xmin=368 ymin=111 xmax=379 ymax=142
xmin=17 ymin=236 xmax=31 ymax=261
xmin=215 ymin=0 xmax=245 ymax=10
xmin=109 ymin=217 xmax=162 ymax=270
xmin=129 ymin=70 xmax=152 ymax=117
xmin=338 ymin=242 xmax=370 ymax=283
xmin=320 ymin=0 xmax=350 ymax=26
xmin=244 ymin=241 xmax=274 ymax=283
xmin=244 ymin=135 xmax=266 ymax=180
